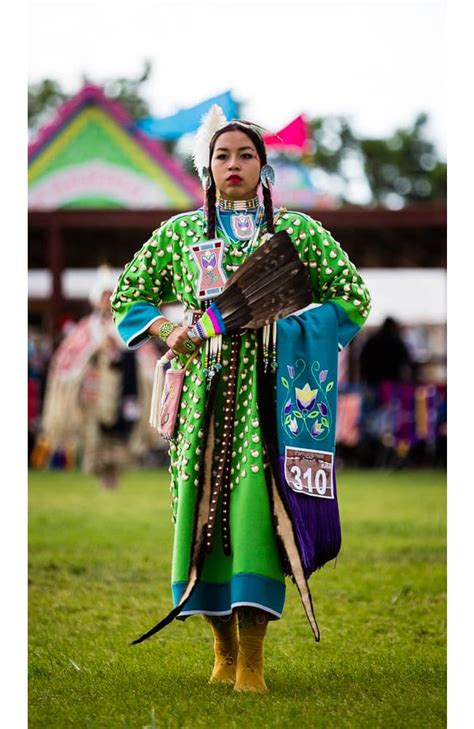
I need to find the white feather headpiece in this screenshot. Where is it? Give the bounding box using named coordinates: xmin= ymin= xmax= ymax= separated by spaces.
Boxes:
xmin=192 ymin=104 xmax=228 ymax=180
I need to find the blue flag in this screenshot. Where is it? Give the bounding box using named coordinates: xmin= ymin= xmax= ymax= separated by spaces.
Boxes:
xmin=136 ymin=91 xmax=238 ymax=140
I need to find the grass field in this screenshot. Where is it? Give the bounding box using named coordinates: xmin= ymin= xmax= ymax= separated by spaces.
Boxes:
xmin=29 ymin=468 xmax=446 ymax=728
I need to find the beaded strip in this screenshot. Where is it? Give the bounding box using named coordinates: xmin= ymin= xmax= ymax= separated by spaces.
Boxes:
xmin=203 ymin=334 xmax=223 ymax=385
xmin=262 ymin=322 xmax=279 ymax=373
xmin=271 ymin=321 xmax=278 ymax=371
xmin=194 ymin=319 xmax=206 ymax=340
xmin=263 ymin=324 xmax=270 ymax=371
xmin=205 ymin=332 xmax=240 ymax=556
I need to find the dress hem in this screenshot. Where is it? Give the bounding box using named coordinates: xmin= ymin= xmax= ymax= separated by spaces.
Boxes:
xmin=172 ymin=573 xmax=285 ymax=618
xmin=177 ymin=601 xmax=282 ymax=620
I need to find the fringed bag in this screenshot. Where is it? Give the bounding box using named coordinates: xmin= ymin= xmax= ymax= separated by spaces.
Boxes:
xmin=149 ymin=348 xmax=200 ymax=440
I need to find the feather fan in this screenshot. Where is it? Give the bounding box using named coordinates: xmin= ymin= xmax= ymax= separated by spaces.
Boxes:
xmin=196 ymin=231 xmax=313 ymax=335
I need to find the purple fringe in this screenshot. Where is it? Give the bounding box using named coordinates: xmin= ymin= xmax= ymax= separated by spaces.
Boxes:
xmin=278 ymin=456 xmax=341 ymax=577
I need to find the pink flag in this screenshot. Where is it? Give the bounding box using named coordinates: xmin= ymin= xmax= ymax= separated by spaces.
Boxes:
xmin=263 ymin=115 xmax=311 ymax=153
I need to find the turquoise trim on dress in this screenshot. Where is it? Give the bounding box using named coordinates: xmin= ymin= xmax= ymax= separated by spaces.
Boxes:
xmin=172 ymin=573 xmax=286 ymax=619
xmin=117 ymin=300 xmax=162 ymax=348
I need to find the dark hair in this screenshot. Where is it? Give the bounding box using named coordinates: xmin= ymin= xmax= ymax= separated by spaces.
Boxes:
xmin=205 ymin=122 xmax=275 ymax=239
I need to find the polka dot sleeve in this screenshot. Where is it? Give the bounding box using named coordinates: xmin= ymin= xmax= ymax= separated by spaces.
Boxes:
xmin=111 ymin=221 xmax=174 ymax=349
xmin=277 ymin=212 xmax=372 ymax=347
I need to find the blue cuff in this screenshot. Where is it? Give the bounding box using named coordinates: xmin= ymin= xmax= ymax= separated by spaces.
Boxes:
xmin=117 ymin=301 xmax=163 ymax=349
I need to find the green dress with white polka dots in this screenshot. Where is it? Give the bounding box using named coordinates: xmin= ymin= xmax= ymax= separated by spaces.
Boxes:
xmin=111 ymin=208 xmax=371 ymax=619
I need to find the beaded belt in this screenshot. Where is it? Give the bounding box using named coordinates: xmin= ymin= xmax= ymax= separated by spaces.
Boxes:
xmin=205 ymin=331 xmax=240 ymax=556
xmin=183 ymin=308 xmax=238 ymax=556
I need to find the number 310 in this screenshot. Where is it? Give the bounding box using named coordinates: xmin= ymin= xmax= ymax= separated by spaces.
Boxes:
xmin=290 ymin=465 xmax=327 ymax=494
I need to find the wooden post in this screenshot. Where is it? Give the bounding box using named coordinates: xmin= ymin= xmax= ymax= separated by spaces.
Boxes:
xmin=47 ymin=219 xmax=64 ymax=342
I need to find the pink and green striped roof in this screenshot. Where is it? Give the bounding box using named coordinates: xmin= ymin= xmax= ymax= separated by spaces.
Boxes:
xmin=28 ymin=85 xmax=202 ymax=210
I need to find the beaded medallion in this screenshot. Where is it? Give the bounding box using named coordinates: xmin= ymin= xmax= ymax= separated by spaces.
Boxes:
xmin=230 ymin=213 xmax=255 ymax=240
xmin=189 ymin=238 xmax=227 ymax=301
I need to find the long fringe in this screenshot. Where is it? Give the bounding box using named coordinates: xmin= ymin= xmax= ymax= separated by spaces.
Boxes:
xmin=278 ymin=461 xmax=341 ymax=575
xmin=149 ymin=355 xmax=168 ymax=430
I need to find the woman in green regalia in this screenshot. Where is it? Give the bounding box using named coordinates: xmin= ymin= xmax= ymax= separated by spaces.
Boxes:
xmin=111 ymin=106 xmax=371 ymax=693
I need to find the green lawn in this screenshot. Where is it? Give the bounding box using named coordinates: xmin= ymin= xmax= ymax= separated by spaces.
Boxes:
xmin=29 ymin=468 xmax=446 ymax=728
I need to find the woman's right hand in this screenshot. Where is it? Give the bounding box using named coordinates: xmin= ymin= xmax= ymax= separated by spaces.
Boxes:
xmin=166 ymin=325 xmax=202 ymax=356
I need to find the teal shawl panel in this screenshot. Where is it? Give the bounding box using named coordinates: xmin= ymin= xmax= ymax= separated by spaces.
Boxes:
xmin=276 ymin=302 xmax=352 ymax=574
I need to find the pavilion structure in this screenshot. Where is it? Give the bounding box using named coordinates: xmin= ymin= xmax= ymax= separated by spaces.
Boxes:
xmin=28 ymin=84 xmax=202 ymax=330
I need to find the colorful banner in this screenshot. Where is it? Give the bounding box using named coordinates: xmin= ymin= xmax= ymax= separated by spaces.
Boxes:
xmin=263 ymin=115 xmax=311 ymax=153
xmin=137 ymin=91 xmax=239 ymax=140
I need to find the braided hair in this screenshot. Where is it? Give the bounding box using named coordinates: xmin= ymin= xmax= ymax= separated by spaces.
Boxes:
xmin=205 ymin=122 xmax=275 ymax=239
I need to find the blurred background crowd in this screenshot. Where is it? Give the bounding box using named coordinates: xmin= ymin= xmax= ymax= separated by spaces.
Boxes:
xmin=28 ymin=61 xmax=447 ymax=483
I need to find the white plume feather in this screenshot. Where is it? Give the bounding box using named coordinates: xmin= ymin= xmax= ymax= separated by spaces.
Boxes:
xmin=192 ymin=104 xmax=228 ymax=179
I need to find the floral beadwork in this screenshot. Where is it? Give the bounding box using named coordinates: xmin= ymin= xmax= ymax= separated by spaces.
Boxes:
xmin=281 ymin=359 xmax=334 ymax=441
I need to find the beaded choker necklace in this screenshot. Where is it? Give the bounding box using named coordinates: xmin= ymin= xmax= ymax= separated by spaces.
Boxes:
xmin=216 ymin=195 xmax=260 ymax=211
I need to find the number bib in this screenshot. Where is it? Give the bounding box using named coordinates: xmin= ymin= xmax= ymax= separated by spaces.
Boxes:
xmin=284 ymin=446 xmax=334 ymax=499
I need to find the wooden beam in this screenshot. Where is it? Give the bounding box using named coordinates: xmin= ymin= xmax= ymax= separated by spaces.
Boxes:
xmin=47 ymin=222 xmax=64 ymax=338
xmin=28 ymin=205 xmax=447 ymax=231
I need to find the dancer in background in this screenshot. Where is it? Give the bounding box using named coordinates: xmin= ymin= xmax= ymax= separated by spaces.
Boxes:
xmin=360 ymin=316 xmax=413 ymax=385
xmin=112 ymin=107 xmax=371 ymax=691
xmin=37 ymin=266 xmax=162 ymax=488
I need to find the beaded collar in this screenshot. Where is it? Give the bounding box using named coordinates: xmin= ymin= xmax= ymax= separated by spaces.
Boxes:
xmin=216 ymin=195 xmax=260 ymax=211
